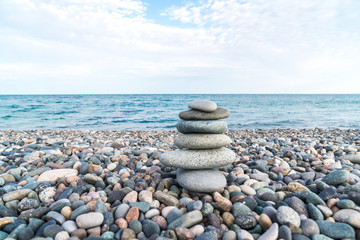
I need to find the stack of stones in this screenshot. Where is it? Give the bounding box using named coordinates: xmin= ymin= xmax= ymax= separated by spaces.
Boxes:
xmin=160 ymin=100 xmax=236 ymax=192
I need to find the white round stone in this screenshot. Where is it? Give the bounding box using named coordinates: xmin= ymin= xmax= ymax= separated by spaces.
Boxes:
xmin=188 ymin=100 xmax=217 ymax=112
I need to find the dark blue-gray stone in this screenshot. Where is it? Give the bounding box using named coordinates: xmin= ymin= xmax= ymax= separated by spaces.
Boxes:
xmin=3 ymin=219 xmax=26 ymax=233
xmin=321 ymin=170 xmax=348 ymax=185
xmin=36 ymin=220 xmax=56 ymax=237
xmin=318 ymin=187 xmax=337 ymax=201
xmin=70 ymin=205 xmax=91 ymax=220
xmin=308 ymin=203 xmax=324 ymax=221
xmin=336 ymin=199 xmax=355 ymax=209
xmin=187 ymin=200 xmax=203 ymax=211
xmin=129 ymin=202 xmax=150 ymax=213
xmin=167 ymin=208 xmax=182 ymax=224
xmin=18 ymin=207 xmax=49 ymax=221
xmin=49 ymin=199 xmax=71 ymax=212
xmin=142 ymin=219 xmax=160 ymax=238
xmin=316 ymin=220 xmax=355 ymax=239
xmin=306 ymin=192 xmax=326 ymax=206
xmin=17 ymin=226 xmax=34 ymax=240
xmin=43 ymin=224 xmax=63 ymax=238
xmin=195 ymin=232 xmax=217 ymax=240
xmin=232 ymin=202 xmax=252 ymax=218
xmin=278 ymin=225 xmax=292 ymax=240
xmin=8 ymin=223 xmax=27 ymax=239
xmin=28 ymin=218 xmax=44 ymax=232
xmin=95 ymin=200 xmax=108 ymax=213
xmin=129 ymin=220 xmax=142 ymax=234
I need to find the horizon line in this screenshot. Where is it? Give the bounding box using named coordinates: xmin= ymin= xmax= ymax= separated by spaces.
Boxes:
xmin=1 ymin=93 xmax=360 ymax=95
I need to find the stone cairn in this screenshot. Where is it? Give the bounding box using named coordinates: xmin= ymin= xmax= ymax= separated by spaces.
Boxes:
xmin=160 ymin=100 xmax=236 ymax=192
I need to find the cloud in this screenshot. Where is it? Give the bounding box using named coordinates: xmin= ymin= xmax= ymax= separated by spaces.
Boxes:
xmin=0 ymin=0 xmax=359 ymax=93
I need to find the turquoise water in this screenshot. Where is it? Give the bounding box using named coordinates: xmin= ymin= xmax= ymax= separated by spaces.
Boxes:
xmin=0 ymin=94 xmax=359 ymax=130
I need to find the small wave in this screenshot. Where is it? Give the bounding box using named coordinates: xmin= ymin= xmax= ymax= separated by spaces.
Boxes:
xmin=53 ymin=110 xmax=79 ymax=115
xmin=120 ymin=109 xmax=144 ymax=113
xmin=1 ymin=115 xmax=12 ymax=119
xmin=112 ymin=120 xmax=127 ymax=123
xmin=9 ymin=104 xmax=20 ymax=108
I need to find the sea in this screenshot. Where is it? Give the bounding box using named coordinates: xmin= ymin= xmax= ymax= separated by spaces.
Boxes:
xmin=0 ymin=94 xmax=359 ymax=130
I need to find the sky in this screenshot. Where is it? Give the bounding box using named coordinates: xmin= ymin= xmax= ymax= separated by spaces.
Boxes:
xmin=0 ymin=0 xmax=360 ymax=94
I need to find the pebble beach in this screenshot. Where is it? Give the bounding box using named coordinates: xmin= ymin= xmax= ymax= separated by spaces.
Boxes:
xmin=0 ymin=129 xmax=359 ymax=240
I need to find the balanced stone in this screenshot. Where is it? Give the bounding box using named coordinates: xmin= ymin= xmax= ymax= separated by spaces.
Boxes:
xmin=174 ymin=134 xmax=231 ymax=149
xmin=176 ymin=120 xmax=227 ymax=134
xmin=176 ymin=168 xmax=226 ymax=192
xmin=188 ymin=100 xmax=217 ymax=112
xmin=160 ymin=147 xmax=235 ymax=169
xmin=179 ymin=107 xmax=230 ymax=120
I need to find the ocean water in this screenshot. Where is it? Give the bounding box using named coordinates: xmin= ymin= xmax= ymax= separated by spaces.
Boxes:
xmin=0 ymin=94 xmax=359 ymax=130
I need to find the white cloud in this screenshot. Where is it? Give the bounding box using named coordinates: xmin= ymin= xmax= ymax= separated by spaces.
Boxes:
xmin=0 ymin=0 xmax=359 ymax=93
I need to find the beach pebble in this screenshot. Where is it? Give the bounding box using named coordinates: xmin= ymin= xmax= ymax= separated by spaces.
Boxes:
xmin=276 ymin=206 xmax=301 ymax=227
xmin=174 ymin=134 xmax=231 ymax=149
xmin=160 ymin=147 xmax=235 ymax=169
xmin=177 ymin=168 xmax=226 ymax=192
xmin=37 ymin=169 xmax=78 ymax=182
xmin=176 ymin=120 xmax=227 ymax=134
xmin=179 ymin=107 xmax=230 ymax=120
xmin=76 ymin=212 xmax=104 ymax=229
xmin=188 ymin=100 xmax=217 ymax=112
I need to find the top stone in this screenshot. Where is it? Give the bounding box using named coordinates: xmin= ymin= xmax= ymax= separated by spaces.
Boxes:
xmin=179 ymin=107 xmax=230 ymax=120
xmin=188 ymin=100 xmax=217 ymax=112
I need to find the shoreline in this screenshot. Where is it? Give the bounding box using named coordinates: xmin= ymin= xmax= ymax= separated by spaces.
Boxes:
xmin=0 ymin=129 xmax=360 ymax=239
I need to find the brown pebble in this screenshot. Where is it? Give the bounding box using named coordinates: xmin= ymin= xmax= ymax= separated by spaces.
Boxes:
xmin=331 ymin=206 xmax=340 ymax=214
xmin=71 ymin=229 xmax=87 ymax=239
xmin=259 ymin=213 xmax=272 ymax=231
xmin=222 ymin=212 xmax=235 ymax=227
xmin=115 ymin=218 xmax=128 ymax=229
xmin=0 ymin=218 xmax=12 ymax=228
xmin=231 ymin=195 xmax=245 ymax=203
xmin=66 ymin=175 xmax=79 ymax=184
xmin=175 ymin=227 xmax=195 ymax=240
xmin=61 ymin=206 xmax=72 ymax=220
xmin=126 ymin=207 xmax=139 ymax=223
xmin=207 ymin=213 xmax=221 ymax=229
xmin=189 ymin=224 xmax=204 ymax=237
xmin=152 ymin=215 xmax=168 ymax=230
xmin=327 ymin=198 xmax=338 ymax=208
xmin=121 ymin=228 xmax=136 ymax=240
xmin=213 ymin=192 xmax=232 ymax=212
xmin=87 ymin=226 xmax=101 ymax=238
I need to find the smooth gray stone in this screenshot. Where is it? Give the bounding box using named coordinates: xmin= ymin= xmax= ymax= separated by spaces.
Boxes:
xmin=168 ymin=210 xmax=203 ymax=230
xmin=276 ymin=206 xmax=301 ymax=227
xmin=188 ymin=100 xmax=217 ymax=112
xmin=160 ymin=147 xmax=235 ymax=169
xmin=300 ymin=219 xmax=319 ymax=237
xmin=174 ymin=134 xmax=231 ymax=149
xmin=340 ymin=154 xmax=360 ymax=163
xmin=258 ymin=223 xmax=278 ymax=240
xmin=176 ymin=120 xmax=227 ymax=134
xmin=177 ymin=168 xmax=226 ymax=192
xmin=179 ymin=107 xmax=230 ymax=120
xmin=333 ymin=209 xmax=360 ymax=228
